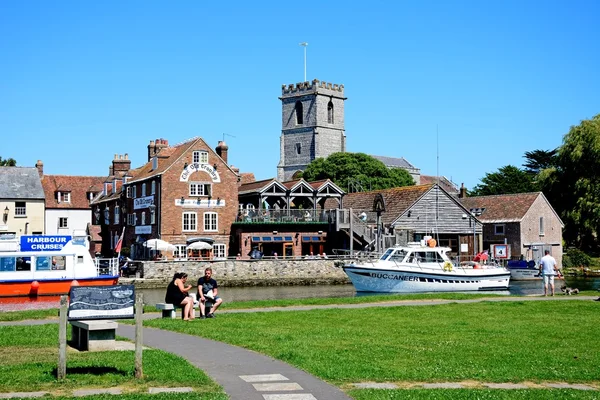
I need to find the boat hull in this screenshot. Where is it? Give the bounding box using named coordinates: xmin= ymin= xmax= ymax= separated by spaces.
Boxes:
xmin=509 ymin=268 xmax=564 ymax=281
xmin=343 ymin=266 xmax=510 ymax=293
xmin=0 ymin=277 xmax=119 ymax=297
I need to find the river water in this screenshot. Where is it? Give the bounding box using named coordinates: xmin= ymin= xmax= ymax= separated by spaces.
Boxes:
xmin=2 ymin=277 xmax=599 ymax=312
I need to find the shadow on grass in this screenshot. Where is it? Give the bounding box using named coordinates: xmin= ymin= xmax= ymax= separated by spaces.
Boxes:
xmin=52 ymin=366 xmax=128 ymax=377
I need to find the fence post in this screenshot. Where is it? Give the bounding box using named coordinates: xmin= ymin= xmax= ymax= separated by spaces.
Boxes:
xmin=135 ymin=293 xmax=143 ymax=379
xmin=58 ymin=295 xmax=67 ymax=380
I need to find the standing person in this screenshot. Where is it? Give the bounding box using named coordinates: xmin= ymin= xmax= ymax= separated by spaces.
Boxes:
xmin=165 ymin=272 xmax=195 ymax=320
xmin=539 ymin=250 xmax=558 ymax=296
xmin=197 ymin=267 xmax=223 ymax=318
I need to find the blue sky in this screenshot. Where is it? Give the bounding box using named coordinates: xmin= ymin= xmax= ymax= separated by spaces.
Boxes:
xmin=1 ymin=1 xmax=599 ymax=190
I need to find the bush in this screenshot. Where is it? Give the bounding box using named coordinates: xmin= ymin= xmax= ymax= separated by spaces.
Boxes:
xmin=562 ymin=248 xmax=592 ymax=268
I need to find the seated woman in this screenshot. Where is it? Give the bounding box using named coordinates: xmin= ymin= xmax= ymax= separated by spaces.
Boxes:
xmin=164 ymin=272 xmax=195 ymax=321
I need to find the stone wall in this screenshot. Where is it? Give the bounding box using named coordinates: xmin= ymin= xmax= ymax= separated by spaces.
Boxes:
xmin=141 ymin=259 xmax=350 ymax=286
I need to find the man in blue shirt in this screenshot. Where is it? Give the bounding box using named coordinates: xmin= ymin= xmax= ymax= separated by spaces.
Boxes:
xmin=197 ymin=267 xmax=223 ymax=318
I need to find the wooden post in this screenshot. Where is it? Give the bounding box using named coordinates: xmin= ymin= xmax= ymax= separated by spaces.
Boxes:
xmin=135 ymin=293 xmax=143 ymax=379
xmin=58 ymin=295 xmax=67 ymax=380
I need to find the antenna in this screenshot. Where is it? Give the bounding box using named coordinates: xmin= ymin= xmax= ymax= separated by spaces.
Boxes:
xmin=223 ymin=133 xmax=236 ymax=142
xmin=299 ymin=42 xmax=308 ymax=82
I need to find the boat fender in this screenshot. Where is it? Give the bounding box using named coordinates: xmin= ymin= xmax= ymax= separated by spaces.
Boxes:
xmin=30 ymin=281 xmax=40 ymax=296
xmin=71 ymin=280 xmax=80 ymax=287
xmin=443 ymin=261 xmax=453 ymax=271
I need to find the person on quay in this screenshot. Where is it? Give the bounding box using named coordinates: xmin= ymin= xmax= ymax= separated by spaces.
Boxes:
xmin=539 ymin=250 xmax=559 ymax=296
xmin=165 ymin=272 xmax=195 ymax=320
xmin=197 ymin=267 xmax=223 ymax=319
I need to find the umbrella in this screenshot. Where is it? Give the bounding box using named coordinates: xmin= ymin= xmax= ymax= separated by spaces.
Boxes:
xmin=143 ymin=239 xmax=176 ymax=252
xmin=187 ymin=241 xmax=213 ymax=250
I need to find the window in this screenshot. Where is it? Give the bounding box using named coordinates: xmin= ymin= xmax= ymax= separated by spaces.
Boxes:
xmin=15 ymin=202 xmax=26 ymax=217
xmin=174 ymin=244 xmax=187 ymax=259
xmin=539 ymin=216 xmax=545 ymax=236
xmin=56 ymin=192 xmax=71 ymax=203
xmin=295 ymin=101 xmax=303 ymax=124
xmin=150 ymin=208 xmax=156 ymax=224
xmin=295 ymin=143 xmax=301 ymax=155
xmin=193 ymin=151 xmax=209 ymax=164
xmin=213 ymin=243 xmax=226 ymax=259
xmin=127 ymin=214 xmax=137 ymax=226
xmin=494 ymin=224 xmax=505 ymax=235
xmin=141 ymin=212 xmax=146 ymax=225
xmin=87 ymin=191 xmax=97 ymax=202
xmin=151 ymin=181 xmax=156 ymax=195
xmin=58 ymin=217 xmax=68 ymax=228
xmin=190 ymin=182 xmax=211 ymax=196
xmin=327 ymin=101 xmax=334 ymax=123
xmin=183 ymin=212 xmax=197 ymax=231
xmin=126 ymin=186 xmax=131 ymax=198
xmin=204 ymin=212 xmax=217 ymax=232
xmin=132 ymin=185 xmax=137 ymax=198
xmin=142 ymin=183 xmax=146 ymax=197
xmin=114 ymin=207 xmax=120 ymax=225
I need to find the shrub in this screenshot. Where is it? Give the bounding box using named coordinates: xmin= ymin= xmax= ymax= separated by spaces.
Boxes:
xmin=562 ymin=248 xmax=592 ymax=268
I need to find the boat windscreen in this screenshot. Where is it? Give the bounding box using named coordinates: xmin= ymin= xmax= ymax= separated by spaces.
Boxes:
xmin=389 ymin=250 xmax=407 ymax=263
xmin=380 ymin=248 xmax=394 ymax=260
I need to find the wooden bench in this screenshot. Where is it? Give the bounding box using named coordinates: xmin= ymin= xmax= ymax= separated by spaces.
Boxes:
xmin=70 ymin=320 xmax=118 ymax=351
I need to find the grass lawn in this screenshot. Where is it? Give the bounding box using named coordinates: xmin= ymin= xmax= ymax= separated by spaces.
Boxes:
xmin=144 ymin=300 xmax=600 ymax=386
xmin=0 ymin=324 xmax=226 ymax=399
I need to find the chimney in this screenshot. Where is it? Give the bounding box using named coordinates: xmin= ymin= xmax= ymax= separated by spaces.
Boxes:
xmin=216 ymin=140 xmax=228 ymax=165
xmin=148 ymin=138 xmax=169 ymax=161
xmin=459 ymin=183 xmax=467 ymax=199
xmin=112 ymin=153 xmax=131 ymax=177
xmin=35 ymin=160 xmax=44 ymax=178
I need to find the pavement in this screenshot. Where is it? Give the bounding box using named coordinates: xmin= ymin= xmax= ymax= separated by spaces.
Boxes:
xmin=1 ymin=296 xmax=599 ymax=399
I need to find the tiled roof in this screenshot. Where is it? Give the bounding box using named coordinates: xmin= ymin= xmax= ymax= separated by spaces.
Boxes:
xmin=343 ymin=184 xmax=434 ymax=225
xmin=459 ymin=192 xmax=541 ymax=222
xmin=127 ymin=138 xmax=199 ymax=183
xmin=420 ymin=175 xmax=459 ymax=193
xmin=371 ymin=155 xmax=418 ymax=170
xmin=238 ymin=178 xmax=279 ymax=194
xmin=42 ymin=175 xmax=106 ymax=209
xmin=239 ymin=173 xmax=255 ymax=185
xmin=0 ymin=167 xmax=45 ymax=199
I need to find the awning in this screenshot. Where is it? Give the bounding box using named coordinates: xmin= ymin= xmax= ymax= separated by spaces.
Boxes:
xmin=187 ymin=241 xmax=213 ymax=250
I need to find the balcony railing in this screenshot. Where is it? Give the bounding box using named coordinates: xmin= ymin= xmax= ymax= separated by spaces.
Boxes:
xmin=235 ymin=208 xmax=330 ymax=224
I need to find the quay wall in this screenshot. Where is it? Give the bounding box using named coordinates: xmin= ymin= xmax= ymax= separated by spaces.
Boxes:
xmin=133 ymin=259 xmax=350 ymax=288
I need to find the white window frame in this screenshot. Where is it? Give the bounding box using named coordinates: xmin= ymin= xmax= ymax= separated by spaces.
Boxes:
xmin=494 ymin=224 xmax=504 ymax=235
xmin=15 ymin=202 xmax=26 ymax=217
xmin=142 ymin=183 xmax=146 ymax=197
xmin=58 ymin=217 xmax=68 ymax=228
xmin=213 ymin=243 xmax=226 ymax=259
xmin=183 ymin=212 xmax=197 ymax=232
xmin=174 ymin=244 xmax=187 ymax=260
xmin=114 ymin=206 xmax=120 ymax=225
xmin=132 ymin=185 xmax=137 ymax=198
xmin=141 ymin=212 xmax=146 ymax=226
xmin=189 ymin=182 xmax=211 ymax=196
xmin=151 ymin=181 xmax=156 ymax=195
xmin=193 ymin=151 xmax=209 ymax=164
xmin=150 ymin=208 xmax=156 ymax=224
xmin=203 ymin=212 xmax=218 ymax=232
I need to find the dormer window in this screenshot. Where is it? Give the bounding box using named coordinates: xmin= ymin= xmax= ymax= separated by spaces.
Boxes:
xmin=295 ymin=101 xmax=303 ymax=125
xmin=193 ymin=151 xmax=208 ymax=164
xmin=56 ymin=192 xmax=71 ymax=203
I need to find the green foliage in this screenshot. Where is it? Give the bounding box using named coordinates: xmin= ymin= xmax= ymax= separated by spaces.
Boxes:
xmin=562 ymin=248 xmax=592 ymax=268
xmin=0 ymin=157 xmax=17 ymax=166
xmin=470 ymin=165 xmax=538 ymax=196
xmin=301 ymin=152 xmax=414 ymax=191
xmin=523 ymin=148 xmax=558 ymax=175
xmin=554 ymin=114 xmax=600 ymax=249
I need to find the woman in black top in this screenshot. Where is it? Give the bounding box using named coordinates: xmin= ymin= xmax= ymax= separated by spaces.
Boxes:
xmin=165 ymin=272 xmax=195 ymax=320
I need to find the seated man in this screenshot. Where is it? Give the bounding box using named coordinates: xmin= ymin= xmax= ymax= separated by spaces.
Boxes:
xmin=197 ymin=267 xmax=223 ymax=318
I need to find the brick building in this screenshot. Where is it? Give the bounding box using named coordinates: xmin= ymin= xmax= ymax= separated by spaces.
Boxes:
xmin=92 ymin=137 xmax=240 ymax=260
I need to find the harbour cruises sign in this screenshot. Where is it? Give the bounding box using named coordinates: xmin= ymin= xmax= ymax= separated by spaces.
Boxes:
xmin=20 ymin=235 xmax=72 ymax=251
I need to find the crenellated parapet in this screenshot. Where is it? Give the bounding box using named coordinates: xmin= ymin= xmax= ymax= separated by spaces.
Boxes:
xmin=281 ymin=79 xmax=344 ymax=95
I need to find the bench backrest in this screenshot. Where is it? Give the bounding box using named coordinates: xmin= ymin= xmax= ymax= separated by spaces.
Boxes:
xmin=68 ymin=285 xmax=135 ymax=321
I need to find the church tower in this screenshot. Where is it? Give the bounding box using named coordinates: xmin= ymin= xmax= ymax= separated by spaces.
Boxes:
xmin=277 ymin=79 xmax=346 ymax=181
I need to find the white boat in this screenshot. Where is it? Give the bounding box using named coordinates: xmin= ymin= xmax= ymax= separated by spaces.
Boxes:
xmin=506 ymin=260 xmax=564 ymax=281
xmin=0 ymin=239 xmax=119 ymax=297
xmin=342 ymin=243 xmax=511 ymax=293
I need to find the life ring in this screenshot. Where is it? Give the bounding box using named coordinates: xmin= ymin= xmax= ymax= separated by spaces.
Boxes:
xmin=443 ymin=261 xmax=453 ymax=271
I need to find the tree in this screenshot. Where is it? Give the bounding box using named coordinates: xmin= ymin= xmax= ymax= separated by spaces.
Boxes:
xmin=301 ymin=152 xmax=414 ymax=191
xmin=470 ymin=165 xmax=538 ymax=196
xmin=523 ymin=148 xmax=558 ymax=175
xmin=0 ymin=157 xmax=16 ymax=166
xmin=554 ymin=114 xmax=600 ymax=250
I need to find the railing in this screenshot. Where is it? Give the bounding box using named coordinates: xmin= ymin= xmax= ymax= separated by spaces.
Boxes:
xmin=94 ymin=257 xmax=119 ymax=276
xmin=235 ymin=209 xmax=329 ymax=224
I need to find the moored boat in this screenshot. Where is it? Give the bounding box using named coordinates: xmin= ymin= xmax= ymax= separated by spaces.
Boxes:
xmin=0 ymin=240 xmax=119 ymax=297
xmin=507 ymin=260 xmax=564 ymax=281
xmin=341 ymin=243 xmax=511 ymax=293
